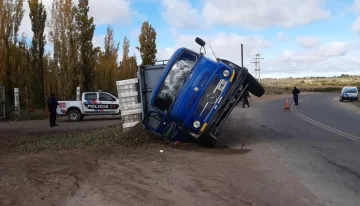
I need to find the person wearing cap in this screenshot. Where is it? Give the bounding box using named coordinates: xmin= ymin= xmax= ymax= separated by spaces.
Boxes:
xmin=47 ymin=93 xmax=59 ymax=127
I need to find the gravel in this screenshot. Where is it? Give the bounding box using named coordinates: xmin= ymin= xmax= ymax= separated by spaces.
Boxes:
xmin=0 ymin=123 xmax=167 ymax=153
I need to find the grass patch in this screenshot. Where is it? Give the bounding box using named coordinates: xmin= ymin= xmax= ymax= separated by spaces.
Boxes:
xmin=263 ymin=86 xmax=343 ymax=95
xmin=261 ymin=76 xmax=360 ymax=89
xmin=261 ymin=76 xmax=360 ymax=94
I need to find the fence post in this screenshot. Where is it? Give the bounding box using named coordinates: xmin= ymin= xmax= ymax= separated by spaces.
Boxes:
xmin=76 ymin=87 xmax=80 ymax=101
xmin=14 ymin=88 xmax=20 ymax=116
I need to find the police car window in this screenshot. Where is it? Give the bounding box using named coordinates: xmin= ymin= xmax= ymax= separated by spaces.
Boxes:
xmin=85 ymin=93 xmax=97 ymax=100
xmin=100 ymin=93 xmax=115 ymax=101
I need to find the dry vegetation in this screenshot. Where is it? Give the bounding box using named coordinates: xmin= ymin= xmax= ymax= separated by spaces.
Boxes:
xmin=261 ymin=75 xmax=360 ymax=95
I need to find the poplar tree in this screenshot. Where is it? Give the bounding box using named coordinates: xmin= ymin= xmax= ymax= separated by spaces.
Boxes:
xmin=136 ymin=21 xmax=157 ymax=66
xmin=28 ymin=0 xmax=47 ymax=109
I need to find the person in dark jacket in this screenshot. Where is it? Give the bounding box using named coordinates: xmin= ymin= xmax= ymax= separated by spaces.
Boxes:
xmin=292 ymin=86 xmax=300 ymax=105
xmin=242 ymin=90 xmax=250 ymax=108
xmin=47 ymin=93 xmax=59 ymax=127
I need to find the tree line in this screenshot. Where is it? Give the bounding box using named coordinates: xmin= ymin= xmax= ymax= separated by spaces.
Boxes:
xmin=0 ymin=0 xmax=158 ymax=113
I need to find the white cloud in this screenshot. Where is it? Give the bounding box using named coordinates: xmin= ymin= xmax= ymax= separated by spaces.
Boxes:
xmin=352 ymin=0 xmax=360 ymax=34
xmin=92 ymin=35 xmax=106 ymax=48
xmin=160 ymin=0 xmax=206 ymax=30
xmin=262 ymin=41 xmax=359 ymax=76
xmin=160 ymin=0 xmax=330 ymax=30
xmin=278 ymin=41 xmax=354 ymax=63
xmin=318 ymin=41 xmax=353 ymax=57
xmin=88 ymin=0 xmax=132 ymax=25
xmin=352 ymin=17 xmax=360 ymax=34
xmin=276 ymin=31 xmax=288 ymax=41
xmin=354 ymin=0 xmax=360 ymax=12
xmin=156 ymin=30 xmax=272 ymax=65
xmin=156 ymin=30 xmax=359 ymax=77
xmin=19 ymin=0 xmax=133 ymax=38
xmin=157 ymin=48 xmax=175 ymax=61
xmin=296 ymin=37 xmax=319 ymax=48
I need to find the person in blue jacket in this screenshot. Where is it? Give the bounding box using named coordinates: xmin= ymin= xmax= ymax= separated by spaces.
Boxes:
xmin=47 ymin=93 xmax=59 ymax=127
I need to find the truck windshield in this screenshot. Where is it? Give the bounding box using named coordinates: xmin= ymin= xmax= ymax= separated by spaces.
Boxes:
xmin=153 ymin=50 xmax=198 ymax=114
xmin=345 ymin=88 xmax=358 ymax=93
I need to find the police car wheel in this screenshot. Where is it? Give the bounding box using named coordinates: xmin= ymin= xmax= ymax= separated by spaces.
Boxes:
xmin=68 ymin=110 xmax=81 ymax=122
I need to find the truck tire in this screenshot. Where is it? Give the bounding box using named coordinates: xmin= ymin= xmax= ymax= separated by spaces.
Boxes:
xmin=218 ymin=59 xmax=264 ymax=97
xmin=68 ymin=109 xmax=81 ymax=122
xmin=244 ymin=73 xmax=265 ymax=97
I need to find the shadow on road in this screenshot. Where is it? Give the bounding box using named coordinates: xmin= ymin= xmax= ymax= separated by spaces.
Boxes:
xmin=170 ymin=143 xmax=253 ymax=155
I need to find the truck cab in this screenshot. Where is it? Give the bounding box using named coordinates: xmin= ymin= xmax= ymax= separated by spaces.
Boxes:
xmin=142 ymin=37 xmax=265 ymax=145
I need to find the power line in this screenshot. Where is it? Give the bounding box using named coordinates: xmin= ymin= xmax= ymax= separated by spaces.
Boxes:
xmin=251 ymin=54 xmax=264 ymax=82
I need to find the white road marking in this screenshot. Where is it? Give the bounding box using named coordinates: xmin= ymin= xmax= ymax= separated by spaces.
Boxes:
xmin=291 ymin=103 xmax=360 ymax=143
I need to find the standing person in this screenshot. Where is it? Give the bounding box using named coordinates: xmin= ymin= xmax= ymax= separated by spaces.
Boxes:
xmin=242 ymin=89 xmax=250 ymax=108
xmin=292 ymin=86 xmax=300 ymax=105
xmin=47 ymin=93 xmax=59 ymax=127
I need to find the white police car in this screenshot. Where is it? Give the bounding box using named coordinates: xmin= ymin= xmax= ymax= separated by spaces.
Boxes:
xmin=340 ymin=86 xmax=358 ymax=102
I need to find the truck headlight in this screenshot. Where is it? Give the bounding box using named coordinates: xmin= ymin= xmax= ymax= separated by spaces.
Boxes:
xmin=223 ymin=69 xmax=230 ymax=77
xmin=193 ymin=121 xmax=201 ymax=128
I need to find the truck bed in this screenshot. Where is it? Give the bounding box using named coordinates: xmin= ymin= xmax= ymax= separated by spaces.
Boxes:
xmin=56 ymin=101 xmax=82 ymax=115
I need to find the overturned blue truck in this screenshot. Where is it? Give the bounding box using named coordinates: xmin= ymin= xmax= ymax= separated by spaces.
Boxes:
xmin=138 ymin=37 xmax=265 ymax=145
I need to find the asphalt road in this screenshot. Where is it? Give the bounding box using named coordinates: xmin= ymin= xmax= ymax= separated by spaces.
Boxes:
xmin=226 ymin=92 xmax=360 ymax=206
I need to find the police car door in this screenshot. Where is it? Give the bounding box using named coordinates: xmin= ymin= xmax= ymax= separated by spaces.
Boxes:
xmin=83 ymin=92 xmax=100 ymax=114
xmin=98 ymin=92 xmax=118 ymax=114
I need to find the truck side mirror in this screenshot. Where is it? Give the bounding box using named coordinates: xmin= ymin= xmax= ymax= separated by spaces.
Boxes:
xmin=195 ymin=37 xmax=206 ymax=47
xmin=195 ymin=37 xmax=206 ymax=55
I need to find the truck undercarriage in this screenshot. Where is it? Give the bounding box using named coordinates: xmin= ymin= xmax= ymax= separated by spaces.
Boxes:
xmin=197 ymin=59 xmax=265 ymax=145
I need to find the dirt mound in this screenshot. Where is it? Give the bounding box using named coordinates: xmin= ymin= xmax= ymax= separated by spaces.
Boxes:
xmin=0 ymin=123 xmax=166 ymax=153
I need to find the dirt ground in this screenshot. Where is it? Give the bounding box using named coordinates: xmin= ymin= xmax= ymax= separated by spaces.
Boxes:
xmin=0 ymin=93 xmax=322 ymax=206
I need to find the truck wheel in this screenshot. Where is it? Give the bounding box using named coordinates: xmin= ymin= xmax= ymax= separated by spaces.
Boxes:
xmin=218 ymin=59 xmax=264 ymax=97
xmin=244 ymin=73 xmax=265 ymax=97
xmin=68 ymin=110 xmax=81 ymax=122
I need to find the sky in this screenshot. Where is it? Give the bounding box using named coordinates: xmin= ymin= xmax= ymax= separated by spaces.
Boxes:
xmin=18 ymin=0 xmax=360 ymax=78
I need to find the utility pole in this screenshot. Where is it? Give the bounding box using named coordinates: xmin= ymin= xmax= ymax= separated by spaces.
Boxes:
xmin=251 ymin=53 xmax=264 ymax=82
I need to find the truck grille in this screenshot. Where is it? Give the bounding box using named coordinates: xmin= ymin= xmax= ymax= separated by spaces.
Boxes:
xmin=198 ymin=72 xmax=211 ymax=88
xmin=194 ymin=76 xmax=227 ymax=117
xmin=185 ymin=72 xmax=211 ymax=109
